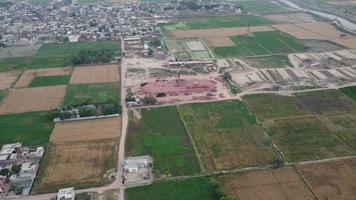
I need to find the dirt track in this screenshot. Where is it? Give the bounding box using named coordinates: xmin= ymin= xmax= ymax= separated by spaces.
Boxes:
xmin=70 ymin=64 xmax=120 ymax=84
xmin=0 ymin=85 xmax=67 ymax=114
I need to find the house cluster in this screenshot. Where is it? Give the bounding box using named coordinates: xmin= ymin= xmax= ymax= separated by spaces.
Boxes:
xmin=0 ymin=143 xmax=44 ymax=198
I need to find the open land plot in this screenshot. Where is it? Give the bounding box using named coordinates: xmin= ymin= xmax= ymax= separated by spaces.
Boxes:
xmin=171 ymin=25 xmax=274 ymax=38
xmin=0 ymin=85 xmax=67 ymax=114
xmin=70 ymin=64 xmax=120 ymax=84
xmin=63 ymin=83 xmax=119 ymax=107
xmin=272 ymin=22 xmax=356 ymax=49
xmin=126 ymin=177 xmax=221 ymax=200
xmin=266 ymin=116 xmax=354 ymax=162
xmin=234 ymin=0 xmax=287 ymax=13
xmin=0 ymin=70 xmax=20 ymax=90
xmin=0 ymin=44 xmax=42 ymax=58
xmin=163 ymin=15 xmax=271 ymax=31
xmin=294 ymin=90 xmax=355 ymax=114
xmin=126 ymin=106 xmax=200 ymax=177
xmin=203 ymin=36 xmax=235 ymax=47
xmin=214 ymin=31 xmax=305 ymax=57
xmin=242 ymin=55 xmax=291 ymax=68
xmin=217 ymin=166 xmax=314 ymax=200
xmin=242 ymin=94 xmax=311 ymax=121
xmin=51 ymin=117 xmax=121 ymax=143
xmin=0 ymin=111 xmax=53 ymax=146
xmin=264 ymin=12 xmax=317 ymax=23
xmin=33 ymin=139 xmax=118 ymax=193
xmin=29 ymin=75 xmax=71 ymax=87
xmin=179 ymin=101 xmax=278 ymax=171
xmin=14 ymin=67 xmax=72 ymax=88
xmin=297 ymin=158 xmax=356 ymax=200
xmin=340 ymin=86 xmax=356 ymax=100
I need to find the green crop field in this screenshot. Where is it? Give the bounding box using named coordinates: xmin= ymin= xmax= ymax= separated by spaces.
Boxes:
xmin=126 ymin=106 xmax=200 ymax=177
xmin=214 ymin=31 xmax=305 ymax=57
xmin=192 ymin=50 xmax=210 ymax=59
xmin=340 ymin=86 xmax=356 ymax=100
xmin=179 ymin=101 xmax=278 ymax=171
xmin=0 ymin=41 xmax=120 ymax=71
xmin=235 ymin=0 xmax=287 ymax=13
xmin=163 ymin=15 xmax=270 ymax=30
xmin=63 ymin=83 xmax=119 ymax=107
xmin=29 ymin=75 xmax=71 ymax=87
xmin=243 ymin=55 xmax=291 ymax=68
xmin=0 ymin=90 xmax=7 ymax=102
xmin=0 ymin=111 xmax=54 ymax=146
xmin=126 ymin=177 xmax=222 ymax=200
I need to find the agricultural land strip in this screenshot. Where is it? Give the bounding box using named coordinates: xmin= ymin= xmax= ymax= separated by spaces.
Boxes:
xmin=70 ymin=64 xmax=120 ymax=84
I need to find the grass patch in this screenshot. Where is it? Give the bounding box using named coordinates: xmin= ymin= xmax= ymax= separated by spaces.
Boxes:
xmin=180 ymin=100 xmax=278 ymax=170
xmin=214 ymin=31 xmax=305 ymax=57
xmin=191 ymin=50 xmax=210 ymax=59
xmin=340 ymin=86 xmax=356 ymax=100
xmin=63 ymin=83 xmax=119 ymax=107
xmin=243 ymin=55 xmax=290 ymax=68
xmin=0 ymin=56 xmax=31 ymax=72
xmin=164 ymin=15 xmax=270 ymax=30
xmin=0 ymin=90 xmax=7 ymax=102
xmin=126 ymin=106 xmax=200 ymax=177
xmin=29 ymin=75 xmax=71 ymax=87
xmin=126 ymin=177 xmax=221 ymax=200
xmin=0 ymin=111 xmax=54 ymax=146
xmin=236 ymin=0 xmax=287 ymax=13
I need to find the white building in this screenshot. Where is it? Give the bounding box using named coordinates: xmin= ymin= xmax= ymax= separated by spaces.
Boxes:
xmin=57 ymin=187 xmax=75 ymax=200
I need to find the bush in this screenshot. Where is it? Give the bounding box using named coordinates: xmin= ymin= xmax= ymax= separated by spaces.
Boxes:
xmin=142 ymin=96 xmax=157 ymax=105
xmin=71 ymin=49 xmax=116 ymax=65
xmin=0 ymin=168 xmax=9 ymax=176
xmin=103 ymin=103 xmax=121 ymax=115
xmin=11 ymin=164 xmax=21 ymax=174
xmin=79 ymin=107 xmax=97 ymax=117
xmin=59 ymin=111 xmax=74 ymax=120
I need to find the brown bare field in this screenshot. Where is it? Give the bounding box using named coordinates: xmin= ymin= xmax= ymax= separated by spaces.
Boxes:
xmin=0 ymin=71 xmax=20 ymax=90
xmin=171 ymin=26 xmax=274 ymax=38
xmin=272 ymin=22 xmax=356 ymax=48
xmin=70 ymin=64 xmax=120 ymax=84
xmin=297 ymin=158 xmax=356 ymax=200
xmin=0 ymin=85 xmax=66 ymax=114
xmin=34 ymin=139 xmax=118 ymax=193
xmin=51 ymin=117 xmax=121 ymax=143
xmin=203 ymin=37 xmax=235 ymax=47
xmin=218 ymin=166 xmax=314 ymax=200
xmin=14 ymin=67 xmax=72 ymax=88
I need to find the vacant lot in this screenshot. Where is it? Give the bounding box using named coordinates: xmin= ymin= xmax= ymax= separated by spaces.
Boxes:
xmin=126 ymin=177 xmax=221 ymax=200
xmin=0 ymin=85 xmax=67 ymax=114
xmin=14 ymin=67 xmax=72 ymax=88
xmin=297 ymin=158 xmax=356 ymax=200
xmin=242 ymin=55 xmax=291 ymax=68
xmin=29 ymin=75 xmax=70 ymax=87
xmin=204 ymin=36 xmax=235 ymax=47
xmin=70 ymin=64 xmax=120 ymax=84
xmin=340 ymin=86 xmax=356 ymax=100
xmin=214 ymin=31 xmax=305 ymax=57
xmin=243 ymin=94 xmax=311 ymax=121
xmin=272 ymin=22 xmax=356 ymax=49
xmin=126 ymin=106 xmax=200 ymax=177
xmin=218 ymin=166 xmax=314 ymax=200
xmin=63 ymin=83 xmax=119 ymax=106
xmin=295 ymin=90 xmax=354 ymax=114
xmin=0 ymin=71 xmax=20 ymax=90
xmin=266 ymin=116 xmax=353 ymax=162
xmin=33 ymin=139 xmax=118 ymax=193
xmin=164 ymin=15 xmax=270 ymax=30
xmin=0 ymin=111 xmax=54 ymax=146
xmin=51 ymin=117 xmax=121 ymax=143
xmin=180 ymin=101 xmax=278 ymax=171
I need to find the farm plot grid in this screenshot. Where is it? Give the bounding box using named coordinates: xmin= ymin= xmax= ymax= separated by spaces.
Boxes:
xmin=70 ymin=64 xmax=120 ymax=84
xmin=217 ymin=166 xmax=315 ymax=200
xmin=33 ymin=139 xmax=118 ymax=193
xmin=243 ymin=91 xmax=356 ymax=162
xmin=179 ymin=100 xmax=279 ymax=171
xmin=125 ymin=106 xmax=200 ymax=177
xmin=51 ymin=117 xmax=121 ymax=143
xmin=213 ymin=31 xmax=305 ymax=57
xmin=0 ymin=85 xmax=67 ymax=114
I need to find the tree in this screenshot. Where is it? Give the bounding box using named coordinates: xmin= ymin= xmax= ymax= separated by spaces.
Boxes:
xmin=150 ymin=38 xmax=161 ymax=47
xmin=142 ymin=96 xmax=157 ymax=105
xmin=11 ymin=165 xmax=21 ymax=174
xmin=223 ymin=72 xmax=232 ymax=82
xmin=0 ymin=168 xmax=9 ymax=176
xmin=79 ymin=107 xmax=97 ymax=117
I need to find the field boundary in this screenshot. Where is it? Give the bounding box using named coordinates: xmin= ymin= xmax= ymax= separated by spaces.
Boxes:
xmin=176 ymin=105 xmax=206 ymax=173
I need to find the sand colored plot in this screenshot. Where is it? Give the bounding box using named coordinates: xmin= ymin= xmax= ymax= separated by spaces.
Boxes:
xmin=272 ymin=22 xmax=356 ymax=48
xmin=14 ymin=67 xmax=72 ymax=88
xmin=218 ymin=166 xmax=314 ymax=200
xmin=203 ymin=37 xmax=235 ymax=47
xmin=70 ymin=64 xmax=119 ymax=84
xmin=0 ymin=71 xmax=20 ymax=90
xmin=171 ymin=26 xmax=274 ymax=38
xmin=297 ymin=158 xmax=356 ymax=200
xmin=51 ymin=117 xmax=121 ymax=143
xmin=0 ymin=85 xmax=66 ymax=114
xmin=36 ymin=140 xmax=118 ymax=192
